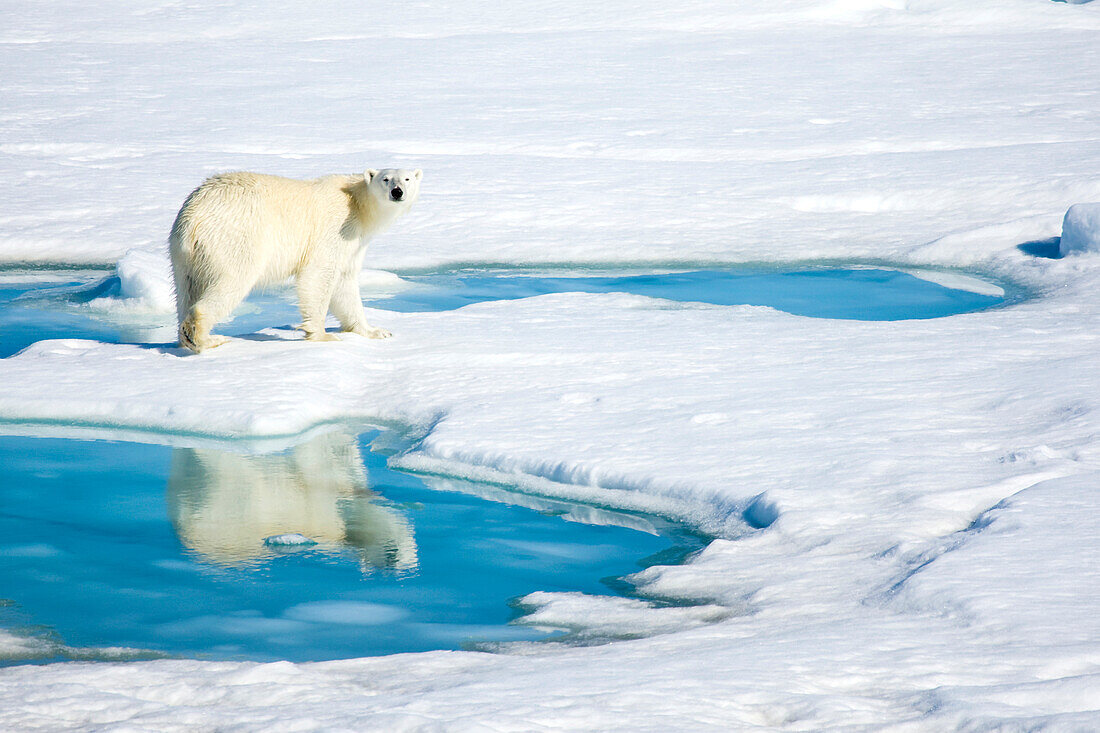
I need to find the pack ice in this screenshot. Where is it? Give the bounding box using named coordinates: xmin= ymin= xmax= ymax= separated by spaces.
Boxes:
xmin=1 ymin=0 xmax=1100 ymax=730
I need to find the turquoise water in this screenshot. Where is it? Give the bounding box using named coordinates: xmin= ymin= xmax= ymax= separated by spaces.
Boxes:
xmin=369 ymin=268 xmax=1004 ymax=320
xmin=0 ymin=267 xmax=1004 ymax=358
xmin=0 ymin=430 xmax=702 ymax=664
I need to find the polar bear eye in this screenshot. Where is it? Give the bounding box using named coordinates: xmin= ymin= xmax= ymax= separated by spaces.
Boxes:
xmin=382 ymin=176 xmax=390 ymax=183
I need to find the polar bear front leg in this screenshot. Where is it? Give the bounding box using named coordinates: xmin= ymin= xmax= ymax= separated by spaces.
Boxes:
xmin=330 ymin=271 xmax=392 ymax=339
xmin=296 ymin=263 xmax=340 ymax=342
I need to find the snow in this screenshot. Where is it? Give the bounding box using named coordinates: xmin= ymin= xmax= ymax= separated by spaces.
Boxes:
xmin=1060 ymin=203 xmax=1100 ymax=256
xmin=111 ymin=247 xmax=176 ymax=311
xmin=2 ymin=0 xmax=1100 ymax=729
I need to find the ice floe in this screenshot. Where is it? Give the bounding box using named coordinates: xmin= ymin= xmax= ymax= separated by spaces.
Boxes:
xmin=2 ymin=0 xmax=1100 ymax=729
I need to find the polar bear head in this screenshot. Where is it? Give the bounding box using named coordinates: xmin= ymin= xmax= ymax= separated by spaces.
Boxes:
xmin=365 ymin=168 xmax=422 ymax=209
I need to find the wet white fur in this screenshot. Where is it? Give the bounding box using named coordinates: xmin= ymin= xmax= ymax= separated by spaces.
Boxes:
xmin=169 ymin=168 xmax=421 ymax=352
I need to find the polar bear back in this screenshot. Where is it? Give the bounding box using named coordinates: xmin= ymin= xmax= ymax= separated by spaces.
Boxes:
xmin=171 ymin=171 xmax=362 ymax=286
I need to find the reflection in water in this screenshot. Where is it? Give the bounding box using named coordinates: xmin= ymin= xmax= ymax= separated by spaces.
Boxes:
xmin=1 ymin=431 xmax=700 ymax=662
xmin=166 ymin=431 xmax=417 ymax=571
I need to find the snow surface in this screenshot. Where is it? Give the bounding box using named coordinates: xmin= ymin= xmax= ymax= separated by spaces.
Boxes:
xmin=1061 ymin=202 xmax=1100 ymax=256
xmin=2 ymin=0 xmax=1100 ymax=729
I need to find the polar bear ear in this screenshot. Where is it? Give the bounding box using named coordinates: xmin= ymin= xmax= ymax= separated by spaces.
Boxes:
xmin=364 ymin=169 xmax=379 ymax=183
xmin=413 ymin=169 xmax=422 ymax=180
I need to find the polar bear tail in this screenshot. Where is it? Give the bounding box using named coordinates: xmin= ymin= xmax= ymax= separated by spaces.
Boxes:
xmin=169 ymin=199 xmax=213 ymax=352
xmin=169 ymin=214 xmax=195 ymax=331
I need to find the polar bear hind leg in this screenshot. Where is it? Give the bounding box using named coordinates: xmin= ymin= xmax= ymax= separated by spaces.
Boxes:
xmin=179 ymin=279 xmax=254 ymax=352
xmin=171 ymin=214 xmax=264 ymax=353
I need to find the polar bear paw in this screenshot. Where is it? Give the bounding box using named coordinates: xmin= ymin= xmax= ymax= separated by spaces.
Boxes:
xmin=348 ymin=326 xmax=392 ymax=340
xmin=179 ymin=314 xmax=230 ymax=354
xmin=185 ymin=334 xmax=230 ymax=353
xmin=202 ymin=334 xmax=231 ymax=350
xmin=305 ymin=331 xmax=341 ymax=342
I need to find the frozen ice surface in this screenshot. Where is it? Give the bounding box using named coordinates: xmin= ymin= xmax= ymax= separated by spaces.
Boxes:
xmin=2 ymin=0 xmax=1100 ymax=729
xmin=1060 ymin=203 xmax=1100 ymax=256
xmin=262 ymin=533 xmax=318 ymax=547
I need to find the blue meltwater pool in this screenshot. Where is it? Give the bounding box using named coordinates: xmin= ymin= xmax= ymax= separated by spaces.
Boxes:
xmin=0 ymin=266 xmax=1006 ymax=358
xmin=366 ymin=267 xmax=1005 ymax=319
xmin=0 ymin=429 xmax=705 ymax=664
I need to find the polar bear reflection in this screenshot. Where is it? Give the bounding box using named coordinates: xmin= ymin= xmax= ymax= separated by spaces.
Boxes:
xmin=167 ymin=431 xmax=417 ymax=571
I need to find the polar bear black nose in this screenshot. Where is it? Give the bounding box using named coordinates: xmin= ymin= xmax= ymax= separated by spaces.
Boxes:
xmin=391 ymin=187 xmax=404 ymax=201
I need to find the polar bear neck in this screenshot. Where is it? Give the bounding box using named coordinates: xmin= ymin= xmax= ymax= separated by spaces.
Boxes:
xmin=345 ymin=178 xmax=403 ymax=241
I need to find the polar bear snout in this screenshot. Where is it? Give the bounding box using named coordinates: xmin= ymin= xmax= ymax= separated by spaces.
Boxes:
xmin=390 ymin=187 xmax=404 ymax=201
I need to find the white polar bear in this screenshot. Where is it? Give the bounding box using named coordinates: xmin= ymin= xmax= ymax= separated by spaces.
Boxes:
xmin=169 ymin=168 xmax=421 ymax=353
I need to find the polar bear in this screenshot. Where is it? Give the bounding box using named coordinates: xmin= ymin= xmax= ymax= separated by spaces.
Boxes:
xmin=169 ymin=168 xmax=421 ymax=353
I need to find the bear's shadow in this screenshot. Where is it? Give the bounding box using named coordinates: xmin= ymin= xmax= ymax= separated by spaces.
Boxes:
xmin=143 ymin=325 xmax=307 ymax=356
